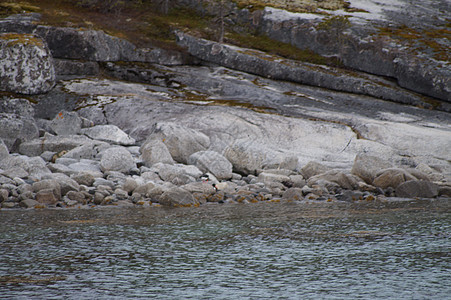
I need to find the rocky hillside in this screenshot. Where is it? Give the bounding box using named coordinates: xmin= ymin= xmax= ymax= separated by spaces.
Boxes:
xmin=0 ymin=1 xmax=450 ymax=209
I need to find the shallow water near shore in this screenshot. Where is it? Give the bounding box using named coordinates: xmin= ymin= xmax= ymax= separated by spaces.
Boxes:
xmin=1 ymin=199 xmax=450 ymax=299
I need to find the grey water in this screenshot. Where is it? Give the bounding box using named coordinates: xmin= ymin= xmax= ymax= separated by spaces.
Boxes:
xmin=0 ymin=199 xmax=450 ymax=299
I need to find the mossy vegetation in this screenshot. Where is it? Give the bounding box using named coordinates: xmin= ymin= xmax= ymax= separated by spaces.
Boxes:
xmin=0 ymin=1 xmax=40 ymax=17
xmin=378 ymin=24 xmax=450 ymax=62
xmin=226 ymin=32 xmax=343 ymax=66
xmin=233 ymin=0 xmax=350 ymax=13
xmin=0 ymin=32 xmax=44 ymax=47
xmin=2 ymin=1 xmax=346 ymax=66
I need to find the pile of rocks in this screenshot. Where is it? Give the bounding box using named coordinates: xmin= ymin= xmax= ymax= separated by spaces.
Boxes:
xmin=1 ymin=101 xmax=449 ymax=209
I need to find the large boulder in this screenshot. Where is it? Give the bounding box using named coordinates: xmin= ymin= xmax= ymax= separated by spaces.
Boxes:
xmin=140 ymin=139 xmax=175 ymax=166
xmin=81 ymin=124 xmax=135 ymax=146
xmin=188 ymin=150 xmax=233 ymax=180
xmin=372 ymin=168 xmax=417 ymax=189
xmin=351 ymin=154 xmax=393 ymax=184
xmin=50 ymin=111 xmax=82 ymax=135
xmin=18 ymin=133 xmax=92 ymax=157
xmin=99 ymin=147 xmax=135 ymax=174
xmin=224 ymin=139 xmax=297 ymax=175
xmin=151 ymin=163 xmax=202 ymax=185
xmin=146 ymin=122 xmax=210 ymax=164
xmin=159 ymin=186 xmax=199 ymax=207
xmin=0 ymin=33 xmax=55 ymax=94
xmin=395 ymin=180 xmax=439 ymax=198
xmin=0 ymin=113 xmax=39 ymax=151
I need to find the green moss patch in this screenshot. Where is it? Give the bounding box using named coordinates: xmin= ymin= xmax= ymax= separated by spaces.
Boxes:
xmin=226 ymin=32 xmax=342 ymax=66
xmin=378 ymin=24 xmax=450 ymax=62
xmin=0 ymin=2 xmax=40 ymax=17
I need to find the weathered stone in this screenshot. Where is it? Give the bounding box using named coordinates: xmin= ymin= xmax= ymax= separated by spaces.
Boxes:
xmin=351 ymin=154 xmax=393 ymax=184
xmin=258 ymin=172 xmax=290 ymax=184
xmin=0 ymin=33 xmax=55 ymax=94
xmin=300 ymin=161 xmax=330 ymax=179
xmin=65 ymin=191 xmax=86 ymax=203
xmin=0 ymin=155 xmax=50 ymax=180
xmin=146 ymin=122 xmax=210 ymax=164
xmin=100 ymin=147 xmax=135 ymax=173
xmin=134 ymin=182 xmax=156 ymax=197
xmin=42 ymin=173 xmax=80 ymax=196
xmin=181 ymin=182 xmax=216 ymax=195
xmin=0 ymin=113 xmax=39 ymax=151
xmin=35 ymin=188 xmax=58 ymax=205
xmin=415 ymin=163 xmax=444 ymax=182
xmin=337 ymin=190 xmax=364 ymax=202
xmin=140 ymin=138 xmax=174 ymax=166
xmin=159 ymin=186 xmax=199 ymax=207
xmin=53 ymin=59 xmax=99 ymax=76
xmin=188 ymin=151 xmax=233 ymax=180
xmin=114 ymin=188 xmax=129 ymax=200
xmin=93 ymin=178 xmax=115 ymax=189
xmin=308 ymin=170 xmax=359 ymax=190
xmin=71 ymin=172 xmax=96 ymax=186
xmin=0 ymin=188 xmax=9 ymax=202
xmin=0 ymin=139 xmax=9 ymax=162
xmin=395 ymin=180 xmax=439 ymax=198
xmin=152 ymin=163 xmax=202 ymax=185
xmin=289 ymin=175 xmax=306 ymax=188
xmin=372 ymin=168 xmax=417 ymax=189
xmin=18 ymin=133 xmax=92 ymax=157
xmin=19 ymin=198 xmax=39 ymax=208
xmin=32 ymin=179 xmax=61 ymax=201
xmin=50 ymin=111 xmax=82 ymax=135
xmin=122 ymin=178 xmax=138 ymax=194
xmin=282 ymin=188 xmax=304 ymax=201
xmin=81 ymin=125 xmax=135 ymax=146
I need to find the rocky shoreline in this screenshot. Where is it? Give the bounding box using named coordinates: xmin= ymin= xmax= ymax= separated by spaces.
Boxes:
xmin=1 ymin=8 xmax=450 ymax=209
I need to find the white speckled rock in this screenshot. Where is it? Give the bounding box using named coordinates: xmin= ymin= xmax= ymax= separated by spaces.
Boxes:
xmin=100 ymin=147 xmax=135 ymax=174
xmin=0 ymin=33 xmax=55 ymax=94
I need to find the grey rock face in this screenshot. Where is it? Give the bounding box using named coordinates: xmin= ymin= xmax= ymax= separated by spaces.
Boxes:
xmin=53 ymin=59 xmax=99 ymax=76
xmin=395 ymin=180 xmax=438 ymax=198
xmin=50 ymin=111 xmax=82 ymax=135
xmin=99 ymin=147 xmax=135 ymax=173
xmin=147 ymin=122 xmax=210 ymax=164
xmin=0 ymin=33 xmax=55 ymax=94
xmin=152 ymin=163 xmax=202 ymax=185
xmin=140 ymin=139 xmax=175 ymax=166
xmin=188 ymin=151 xmax=233 ymax=180
xmin=81 ymin=125 xmax=135 ymax=146
xmin=176 ymin=32 xmax=436 ymax=106
xmin=0 ymin=113 xmax=39 ymax=151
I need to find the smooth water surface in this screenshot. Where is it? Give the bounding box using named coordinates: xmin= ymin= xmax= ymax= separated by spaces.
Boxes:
xmin=1 ymin=200 xmax=450 ymax=299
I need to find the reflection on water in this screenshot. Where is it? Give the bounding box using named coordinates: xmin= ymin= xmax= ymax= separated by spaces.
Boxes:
xmin=0 ymin=200 xmax=449 ymax=299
